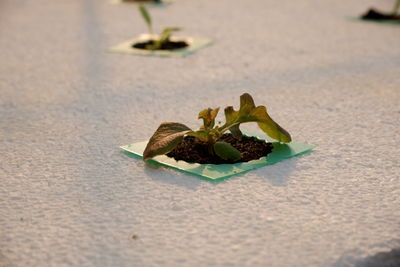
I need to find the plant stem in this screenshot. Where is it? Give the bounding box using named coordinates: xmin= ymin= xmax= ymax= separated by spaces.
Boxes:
xmin=207 ymin=143 xmax=215 ymax=156
xmin=219 ymin=121 xmax=241 ymax=134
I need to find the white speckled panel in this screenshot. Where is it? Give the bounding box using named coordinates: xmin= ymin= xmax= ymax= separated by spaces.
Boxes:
xmin=1 ymin=0 xmax=399 ymax=266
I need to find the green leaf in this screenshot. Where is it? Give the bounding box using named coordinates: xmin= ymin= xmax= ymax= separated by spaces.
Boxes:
xmin=187 ymin=130 xmax=209 ymax=142
xmin=213 ymin=142 xmax=242 ymax=161
xmin=150 ymin=27 xmax=181 ymax=50
xmin=162 ymin=27 xmax=181 ymax=33
xmin=250 ymin=106 xmax=292 ymax=143
xmin=223 ymin=93 xmax=291 ymax=143
xmin=198 ymin=107 xmax=219 ymax=129
xmin=159 ymin=27 xmax=181 ymax=44
xmin=239 ymin=92 xmax=256 ymax=116
xmin=224 ymin=106 xmax=237 ymax=124
xmin=139 ymin=4 xmax=152 ymax=34
xmin=143 ymin=122 xmax=191 ymax=160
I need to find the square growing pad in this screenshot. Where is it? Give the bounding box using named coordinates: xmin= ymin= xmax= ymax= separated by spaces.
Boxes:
xmin=120 ymin=133 xmax=314 ymax=181
xmin=108 ymin=34 xmax=212 ymax=57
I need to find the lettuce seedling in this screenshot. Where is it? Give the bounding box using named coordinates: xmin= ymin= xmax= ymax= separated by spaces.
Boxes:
xmin=138 ymin=4 xmax=183 ymax=50
xmin=143 ymin=93 xmax=292 ymax=162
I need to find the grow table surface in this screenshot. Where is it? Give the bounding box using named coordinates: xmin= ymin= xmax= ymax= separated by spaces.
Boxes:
xmin=1 ymin=0 xmax=399 ymax=266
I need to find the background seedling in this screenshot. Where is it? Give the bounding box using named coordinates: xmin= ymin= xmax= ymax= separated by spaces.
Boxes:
xmin=362 ymin=0 xmax=400 ymax=19
xmin=143 ymin=93 xmax=292 ymax=162
xmin=138 ymin=4 xmax=182 ymax=50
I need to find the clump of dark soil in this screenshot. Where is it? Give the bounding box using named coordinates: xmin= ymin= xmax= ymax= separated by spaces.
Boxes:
xmin=361 ymin=8 xmax=400 ymax=21
xmin=166 ymin=133 xmax=273 ymax=164
xmin=132 ymin=40 xmax=188 ymax=50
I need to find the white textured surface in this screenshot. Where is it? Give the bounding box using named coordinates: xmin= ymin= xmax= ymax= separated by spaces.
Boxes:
xmin=1 ymin=0 xmax=399 ymax=266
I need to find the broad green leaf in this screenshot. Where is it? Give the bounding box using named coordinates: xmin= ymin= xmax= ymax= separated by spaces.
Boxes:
xmin=198 ymin=107 xmax=219 ymax=129
xmin=250 ymin=106 xmax=292 ymax=143
xmin=213 ymin=142 xmax=241 ymax=161
xmin=143 ymin=122 xmax=191 ymax=160
xmin=224 ymin=106 xmax=237 ymax=124
xmin=223 ymin=93 xmax=291 ymax=143
xmin=239 ymin=93 xmax=256 ymax=116
xmin=187 ymin=130 xmax=209 ymax=142
xmin=139 ymin=4 xmax=152 ymax=34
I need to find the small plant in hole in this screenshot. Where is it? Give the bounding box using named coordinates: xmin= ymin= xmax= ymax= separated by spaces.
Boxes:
xmin=133 ymin=4 xmax=188 ymax=51
xmin=143 ymin=93 xmax=292 ymax=164
xmin=361 ymin=0 xmax=400 ymax=21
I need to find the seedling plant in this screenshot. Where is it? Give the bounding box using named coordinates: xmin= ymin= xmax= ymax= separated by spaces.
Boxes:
xmin=143 ymin=93 xmax=292 ymax=162
xmin=137 ymin=4 xmax=183 ymax=50
xmin=362 ymin=0 xmax=400 ymax=20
